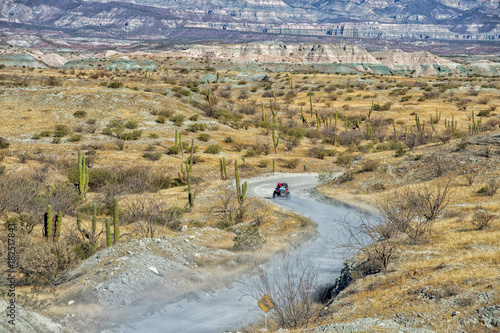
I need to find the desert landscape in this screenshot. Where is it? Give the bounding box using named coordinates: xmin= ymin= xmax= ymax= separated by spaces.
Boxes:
xmin=0 ymin=40 xmax=497 ymax=332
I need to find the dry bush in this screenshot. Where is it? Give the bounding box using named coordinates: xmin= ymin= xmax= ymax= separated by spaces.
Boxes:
xmin=377 ymin=179 xmax=453 ymax=243
xmin=13 ymin=237 xmax=77 ymax=286
xmin=123 ymin=195 xmax=184 ymax=238
xmin=238 ymin=103 xmax=257 ymax=115
xmin=283 ymin=158 xmax=300 ymax=169
xmin=471 ymin=207 xmax=496 ymax=230
xmin=478 ymin=177 xmax=499 ymax=196
xmin=332 ymin=214 xmax=396 ymax=273
xmin=249 ymin=252 xmax=319 ymax=329
xmin=360 ymin=159 xmax=380 ymax=172
xmin=461 ymin=163 xmax=486 ymax=186
xmin=338 ymin=130 xmax=364 ymax=147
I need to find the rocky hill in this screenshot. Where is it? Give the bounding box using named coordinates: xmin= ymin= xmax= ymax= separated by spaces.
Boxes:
xmin=1 ymin=42 xmax=500 ymax=76
xmin=0 ymin=0 xmax=498 ymax=53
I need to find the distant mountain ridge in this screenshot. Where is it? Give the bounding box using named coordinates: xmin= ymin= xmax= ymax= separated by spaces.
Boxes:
xmin=0 ymin=0 xmax=498 ymax=51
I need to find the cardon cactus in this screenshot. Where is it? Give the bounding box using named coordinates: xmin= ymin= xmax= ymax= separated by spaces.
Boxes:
xmin=106 ymin=218 xmax=112 ymax=247
xmin=78 ymin=149 xmax=89 ymax=197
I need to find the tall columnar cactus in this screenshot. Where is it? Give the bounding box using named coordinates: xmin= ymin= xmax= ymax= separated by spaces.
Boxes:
xmin=316 ymin=110 xmax=320 ymax=130
xmin=288 ymin=75 xmax=293 ymax=91
xmin=106 ymin=218 xmax=112 ymax=247
xmin=367 ymin=123 xmax=372 ymax=139
xmin=300 ymin=106 xmax=307 ymax=125
xmin=44 ymin=205 xmax=53 ymax=241
xmin=369 ymin=100 xmax=373 ymax=119
xmin=179 ymin=132 xmax=184 ymax=160
xmin=189 ymin=91 xmax=192 ymax=104
xmin=78 ymin=149 xmax=89 ymax=197
xmin=216 ymin=72 xmax=220 ymax=83
xmin=309 ymin=95 xmax=313 ymax=117
xmin=272 ymin=129 xmax=279 ymax=154
xmin=272 ymin=158 xmax=276 ymax=173
xmin=234 ymin=160 xmax=248 ymax=204
xmin=219 ymin=158 xmax=224 ymax=180
xmin=175 ymin=130 xmax=178 ymax=146
xmin=187 ymin=171 xmax=194 ymax=207
xmin=54 ymin=211 xmax=62 ymax=242
xmin=262 ymin=103 xmax=266 ymax=122
xmin=219 ymin=157 xmax=227 ymax=180
xmin=189 ymin=139 xmax=194 ymax=173
xmin=113 ymin=198 xmax=119 ymax=245
xmin=415 ymin=113 xmax=421 ymax=132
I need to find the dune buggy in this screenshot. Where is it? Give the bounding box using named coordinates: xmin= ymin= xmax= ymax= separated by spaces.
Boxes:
xmin=273 ymin=182 xmax=290 ymax=199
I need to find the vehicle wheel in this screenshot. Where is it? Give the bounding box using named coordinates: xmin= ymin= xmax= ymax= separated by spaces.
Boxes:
xmin=273 ymin=193 xmax=276 ymax=199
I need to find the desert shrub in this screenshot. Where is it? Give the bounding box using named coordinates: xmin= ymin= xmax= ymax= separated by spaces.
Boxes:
xmin=53 ymin=125 xmax=71 ymax=138
xmin=124 ymin=121 xmax=138 ymax=129
xmin=357 ymin=144 xmax=373 ymax=154
xmin=339 ymin=130 xmax=364 ymax=147
xmin=16 ymin=238 xmax=77 ymax=286
xmin=32 ymin=131 xmax=52 ymax=140
xmin=336 ymin=155 xmax=353 ymax=167
xmin=395 ymin=146 xmax=406 ymax=157
xmin=143 ymin=152 xmax=162 ymax=161
xmin=204 ymin=144 xmax=221 ymax=154
xmin=216 ymin=219 xmax=235 ymax=230
xmin=118 ymin=130 xmax=142 ymax=140
xmin=478 ymin=178 xmax=499 ymax=196
xmin=477 ymin=110 xmax=491 ymax=117
xmin=223 ymin=136 xmax=234 ymax=143
xmin=170 ymin=115 xmax=185 ymax=127
xmin=471 ymin=207 xmax=496 ymax=230
xmin=0 ymin=137 xmax=10 ymax=149
xmin=73 ymin=111 xmax=87 ymax=118
xmin=309 ymin=146 xmax=336 ymax=159
xmin=198 ymin=133 xmax=210 ymax=142
xmin=186 ymin=155 xmax=203 ymax=166
xmin=373 ymin=102 xmax=391 ymax=111
xmin=187 ymin=123 xmax=207 ymax=132
xmin=233 ymin=226 xmax=264 ymax=251
xmin=360 ymin=159 xmax=379 ymax=172
xmin=336 ymin=170 xmax=355 ymax=183
xmin=283 ymin=159 xmax=300 ymax=169
xmin=238 ymin=104 xmax=257 ymax=115
xmin=258 ymin=160 xmax=269 ymax=168
xmin=108 ymin=82 xmax=123 ymax=89
xmin=284 ymin=127 xmax=308 ymax=140
xmin=67 ymin=134 xmax=83 ymax=142
xmin=283 ymin=135 xmax=301 ymax=151
xmin=377 ymin=180 xmax=453 ymax=242
xmin=252 ymin=252 xmax=317 ymax=328
xmin=167 ymin=145 xmax=181 ymax=155
xmin=150 ymin=109 xmax=175 ymax=118
xmin=244 ymin=150 xmax=258 ymax=157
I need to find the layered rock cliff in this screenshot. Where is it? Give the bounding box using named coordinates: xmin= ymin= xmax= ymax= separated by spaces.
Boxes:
xmin=0 ymin=0 xmax=498 ymax=49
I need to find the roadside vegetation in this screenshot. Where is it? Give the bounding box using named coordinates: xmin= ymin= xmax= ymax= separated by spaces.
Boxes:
xmin=0 ymin=58 xmax=498 ymax=331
